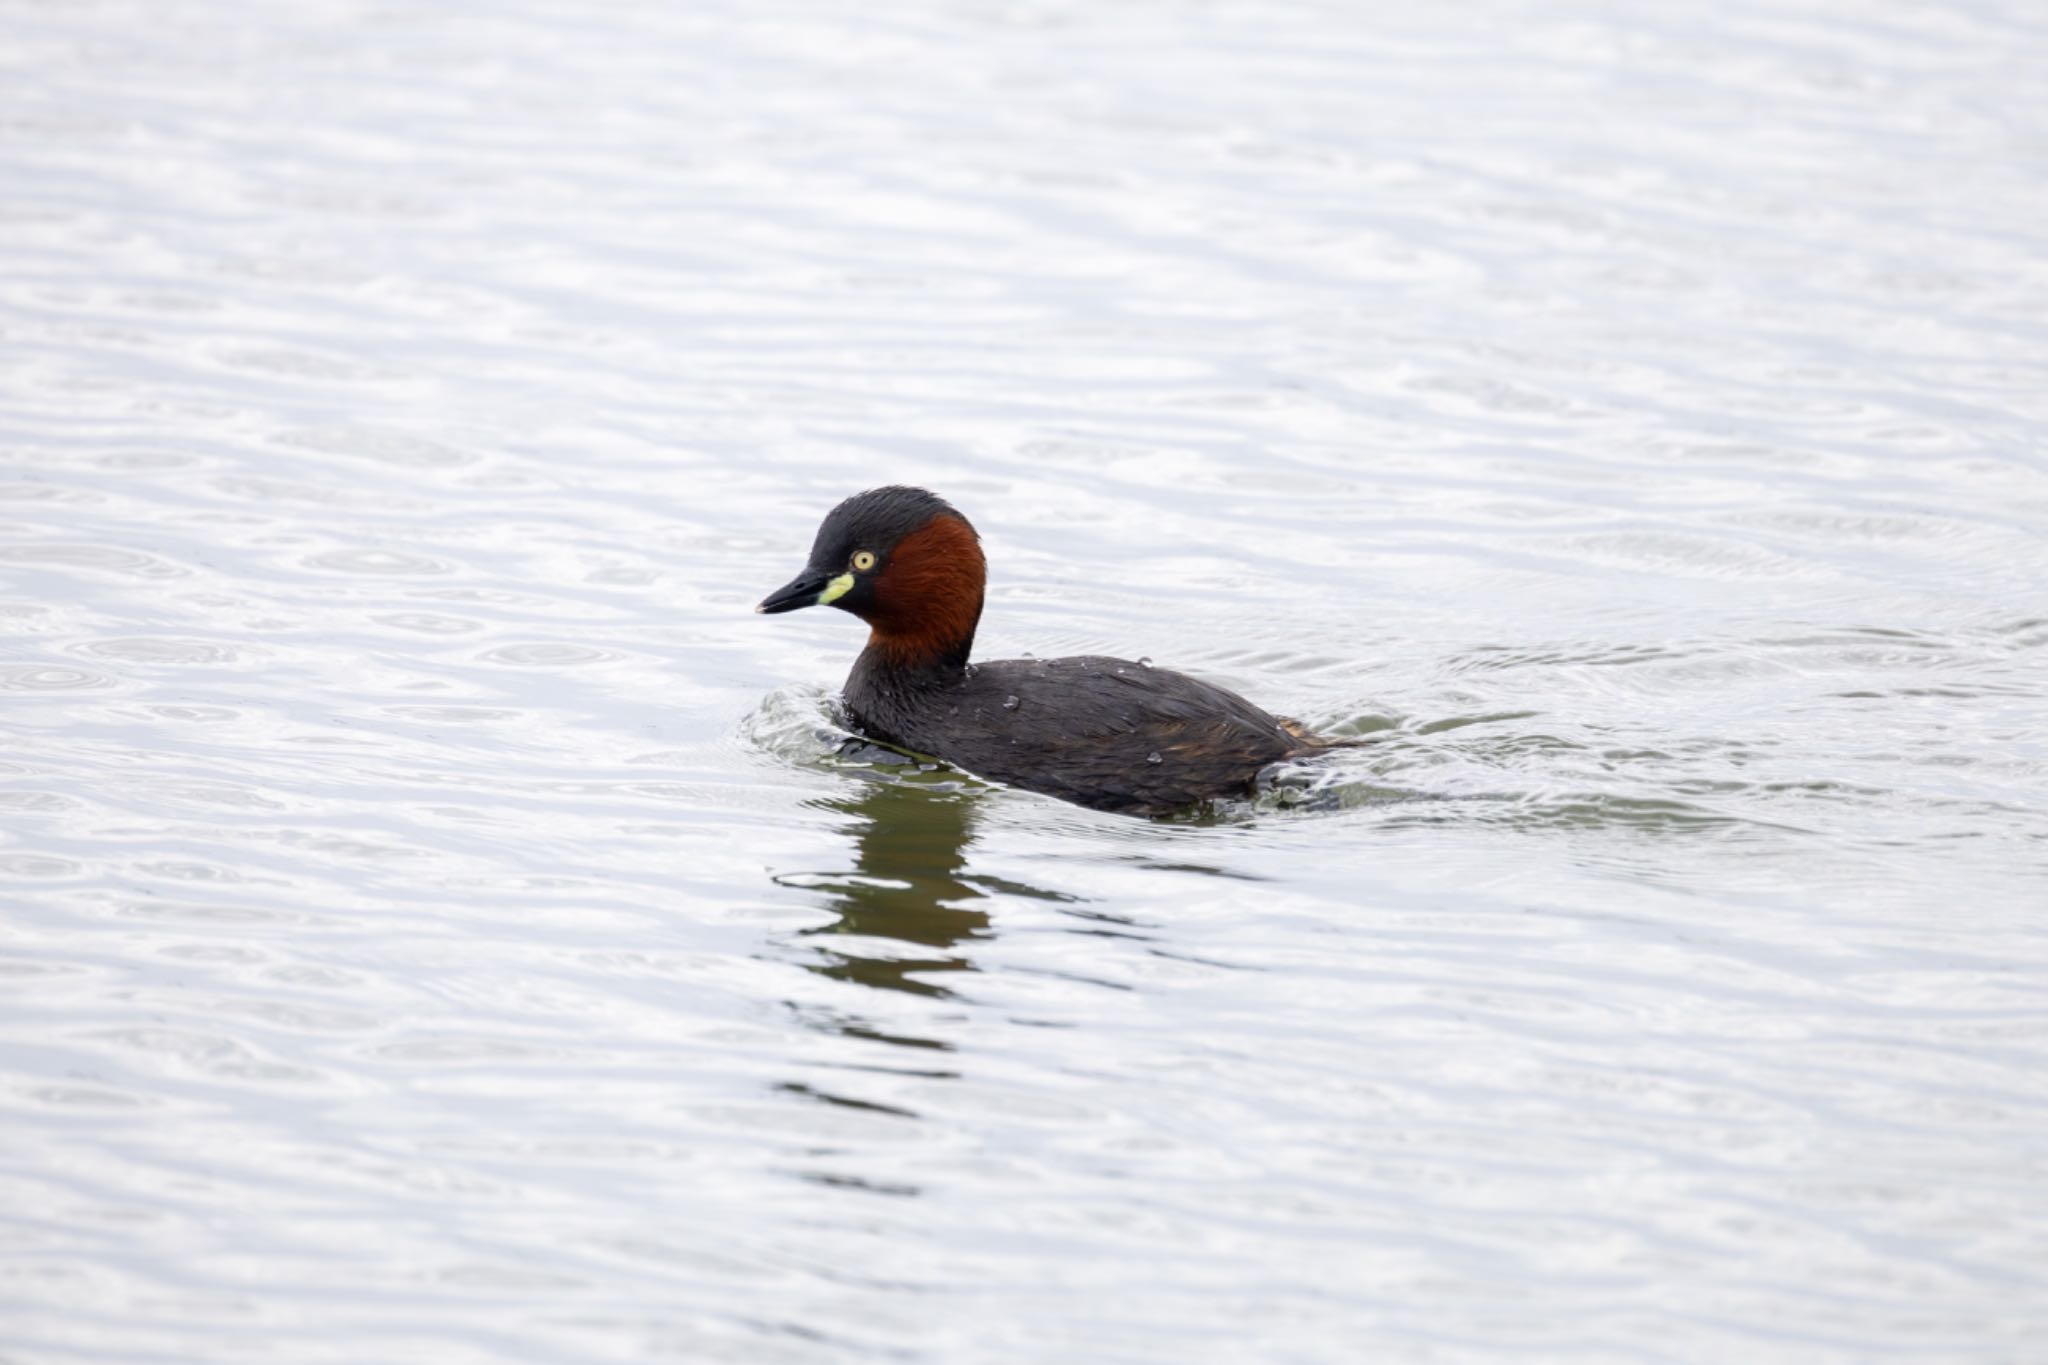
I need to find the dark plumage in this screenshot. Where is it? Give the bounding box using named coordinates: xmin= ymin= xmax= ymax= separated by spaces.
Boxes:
xmin=758 ymin=486 xmax=1341 ymax=815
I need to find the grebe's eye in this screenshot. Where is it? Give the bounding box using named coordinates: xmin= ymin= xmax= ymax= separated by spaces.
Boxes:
xmin=851 ymin=550 xmax=876 ymax=571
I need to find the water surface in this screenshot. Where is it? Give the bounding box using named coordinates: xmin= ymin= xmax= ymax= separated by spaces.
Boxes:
xmin=4 ymin=1 xmax=2048 ymax=1360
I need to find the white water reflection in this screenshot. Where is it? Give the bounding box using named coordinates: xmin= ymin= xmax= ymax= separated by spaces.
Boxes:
xmin=4 ymin=0 xmax=2048 ymax=1360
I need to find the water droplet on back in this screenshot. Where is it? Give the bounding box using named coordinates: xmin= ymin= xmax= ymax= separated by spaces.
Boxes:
xmin=1138 ymin=657 xmax=1152 ymax=667
xmin=1002 ymin=695 xmax=1019 ymax=710
xmin=1146 ymin=751 xmax=1162 ymax=764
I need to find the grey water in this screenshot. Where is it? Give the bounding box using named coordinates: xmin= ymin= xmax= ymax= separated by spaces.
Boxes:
xmin=4 ymin=1 xmax=2047 ymax=1360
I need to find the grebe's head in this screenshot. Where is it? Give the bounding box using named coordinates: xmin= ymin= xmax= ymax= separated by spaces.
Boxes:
xmin=757 ymin=486 xmax=986 ymax=668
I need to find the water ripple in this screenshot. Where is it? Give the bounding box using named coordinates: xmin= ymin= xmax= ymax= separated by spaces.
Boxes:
xmin=299 ymin=548 xmax=453 ymax=577
xmin=68 ymin=638 xmax=244 ymax=666
xmin=0 ymin=664 xmax=114 ymax=691
xmin=474 ymin=642 xmax=624 ymax=668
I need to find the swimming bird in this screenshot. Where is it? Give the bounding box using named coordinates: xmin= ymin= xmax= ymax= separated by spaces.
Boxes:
xmin=758 ymin=486 xmax=1346 ymax=815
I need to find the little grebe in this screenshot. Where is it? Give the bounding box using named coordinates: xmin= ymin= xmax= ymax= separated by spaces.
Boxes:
xmin=758 ymin=486 xmax=1345 ymax=815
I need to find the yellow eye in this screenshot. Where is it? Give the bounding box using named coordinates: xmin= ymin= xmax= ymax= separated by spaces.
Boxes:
xmin=852 ymin=550 xmax=876 ymax=571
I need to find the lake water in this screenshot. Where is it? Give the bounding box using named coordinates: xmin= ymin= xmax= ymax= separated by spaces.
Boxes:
xmin=4 ymin=1 xmax=2047 ymax=1360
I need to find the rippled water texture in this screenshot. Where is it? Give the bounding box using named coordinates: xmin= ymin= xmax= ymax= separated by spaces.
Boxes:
xmin=5 ymin=1 xmax=2048 ymax=1360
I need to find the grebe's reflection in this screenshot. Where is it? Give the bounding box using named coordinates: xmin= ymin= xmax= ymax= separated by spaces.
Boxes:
xmin=793 ymin=772 xmax=991 ymax=999
xmin=780 ymin=766 xmax=1087 ymax=994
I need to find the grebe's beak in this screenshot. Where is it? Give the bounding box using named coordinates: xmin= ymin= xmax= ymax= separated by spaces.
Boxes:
xmin=756 ymin=567 xmax=852 ymax=614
